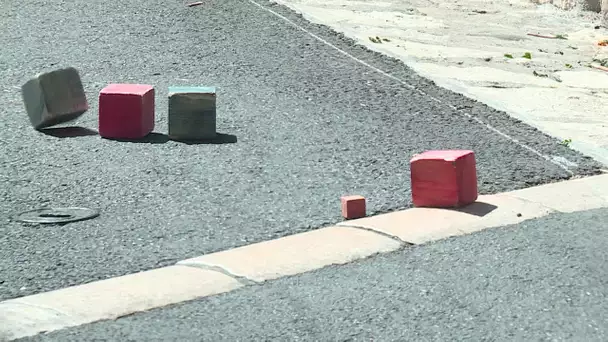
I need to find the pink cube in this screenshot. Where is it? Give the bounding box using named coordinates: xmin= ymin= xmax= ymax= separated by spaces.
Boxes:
xmin=410 ymin=150 xmax=478 ymax=208
xmin=341 ymin=195 xmax=366 ymax=220
xmin=98 ymin=84 xmax=155 ymax=139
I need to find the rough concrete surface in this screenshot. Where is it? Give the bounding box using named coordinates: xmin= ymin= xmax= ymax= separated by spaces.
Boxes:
xmin=0 ymin=0 xmax=601 ymax=302
xmin=272 ymin=0 xmax=608 ymax=164
xmin=532 ymin=0 xmax=607 ymax=13
xmin=21 ymin=208 xmax=608 ymax=342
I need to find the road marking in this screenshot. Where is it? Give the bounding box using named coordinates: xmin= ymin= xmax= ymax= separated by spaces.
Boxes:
xmin=2 ymin=174 xmax=608 ymax=341
xmin=246 ymin=0 xmax=575 ymax=175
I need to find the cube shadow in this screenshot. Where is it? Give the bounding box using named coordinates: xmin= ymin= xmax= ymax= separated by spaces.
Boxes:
xmin=450 ymin=201 xmax=497 ymax=217
xmin=39 ymin=126 xmax=98 ymax=138
xmin=104 ymin=132 xmax=237 ymax=145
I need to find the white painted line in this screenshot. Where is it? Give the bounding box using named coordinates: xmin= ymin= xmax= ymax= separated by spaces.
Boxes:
xmin=247 ymin=0 xmax=575 ymax=175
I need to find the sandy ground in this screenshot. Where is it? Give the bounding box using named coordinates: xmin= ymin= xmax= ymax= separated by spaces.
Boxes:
xmin=272 ymin=0 xmax=608 ymax=164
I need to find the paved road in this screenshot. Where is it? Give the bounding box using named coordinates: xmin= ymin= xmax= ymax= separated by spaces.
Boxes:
xmin=20 ymin=208 xmax=608 ymax=341
xmin=0 ymin=0 xmax=601 ymax=301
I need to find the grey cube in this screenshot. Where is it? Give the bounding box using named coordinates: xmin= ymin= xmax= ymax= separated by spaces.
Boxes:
xmin=168 ymin=86 xmax=217 ymax=140
xmin=21 ymin=67 xmax=89 ymax=130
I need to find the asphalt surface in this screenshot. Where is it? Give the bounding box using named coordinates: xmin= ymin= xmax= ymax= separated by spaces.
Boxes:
xmin=19 ymin=208 xmax=608 ymax=341
xmin=0 ymin=0 xmax=602 ymax=301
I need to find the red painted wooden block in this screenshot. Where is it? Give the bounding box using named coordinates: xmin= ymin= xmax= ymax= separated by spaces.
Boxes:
xmin=98 ymin=84 xmax=155 ymax=139
xmin=410 ymin=150 xmax=478 ymax=208
xmin=341 ymin=195 xmax=366 ymax=220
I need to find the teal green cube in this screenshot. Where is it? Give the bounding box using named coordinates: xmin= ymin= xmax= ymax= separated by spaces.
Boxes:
xmin=168 ymin=86 xmax=217 ymax=140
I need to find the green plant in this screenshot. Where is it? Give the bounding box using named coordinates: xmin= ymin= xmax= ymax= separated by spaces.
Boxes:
xmin=522 ymin=52 xmax=532 ymax=59
xmin=593 ymin=58 xmax=608 ymax=67
xmin=368 ymin=36 xmax=390 ymax=43
xmin=560 ymin=138 xmax=572 ymax=147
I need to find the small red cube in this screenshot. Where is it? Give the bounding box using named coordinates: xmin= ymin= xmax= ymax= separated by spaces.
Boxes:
xmin=98 ymin=84 xmax=155 ymax=139
xmin=410 ymin=150 xmax=478 ymax=208
xmin=341 ymin=195 xmax=366 ymax=220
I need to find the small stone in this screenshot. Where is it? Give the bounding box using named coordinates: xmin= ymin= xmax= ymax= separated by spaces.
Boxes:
xmin=341 ymin=195 xmax=366 ymax=220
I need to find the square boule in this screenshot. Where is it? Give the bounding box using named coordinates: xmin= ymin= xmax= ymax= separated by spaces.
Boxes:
xmin=21 ymin=67 xmax=89 ymax=130
xmin=168 ymin=86 xmax=217 ymax=141
xmin=98 ymin=84 xmax=155 ymax=139
xmin=410 ymin=150 xmax=478 ymax=208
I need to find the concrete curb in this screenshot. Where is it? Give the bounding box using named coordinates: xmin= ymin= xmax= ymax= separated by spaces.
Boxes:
xmin=178 ymin=226 xmax=402 ymax=283
xmin=2 ymin=174 xmax=608 ymax=341
xmin=0 ymin=266 xmax=242 ymax=342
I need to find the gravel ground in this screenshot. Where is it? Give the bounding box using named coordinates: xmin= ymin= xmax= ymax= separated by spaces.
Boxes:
xmin=0 ymin=0 xmax=602 ymax=300
xmin=21 ymin=208 xmax=608 ymax=341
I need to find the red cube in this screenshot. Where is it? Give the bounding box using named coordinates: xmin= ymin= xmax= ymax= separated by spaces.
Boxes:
xmin=98 ymin=84 xmax=155 ymax=139
xmin=410 ymin=150 xmax=478 ymax=208
xmin=341 ymin=195 xmax=366 ymax=220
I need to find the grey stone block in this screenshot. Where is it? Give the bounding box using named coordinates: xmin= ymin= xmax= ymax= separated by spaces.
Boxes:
xmin=168 ymin=86 xmax=217 ymax=140
xmin=21 ymin=67 xmax=89 ymax=130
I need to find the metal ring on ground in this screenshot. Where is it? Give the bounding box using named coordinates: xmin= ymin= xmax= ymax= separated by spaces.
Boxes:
xmin=15 ymin=207 xmax=100 ymax=224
